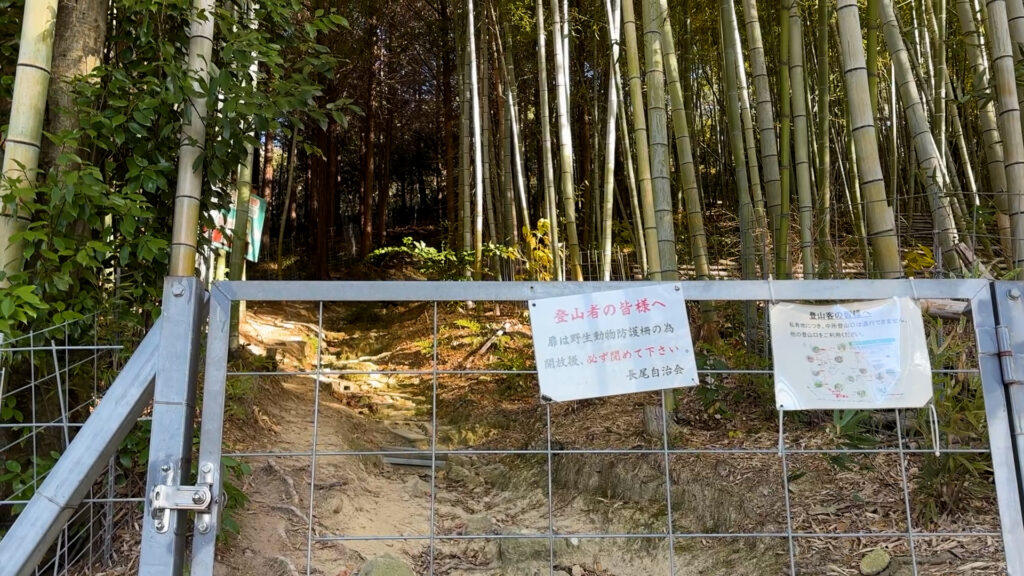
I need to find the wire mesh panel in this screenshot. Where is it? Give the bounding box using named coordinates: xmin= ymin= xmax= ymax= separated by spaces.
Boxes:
xmin=0 ymin=317 xmax=147 ymax=576
xmin=183 ymin=280 xmax=1023 ymax=576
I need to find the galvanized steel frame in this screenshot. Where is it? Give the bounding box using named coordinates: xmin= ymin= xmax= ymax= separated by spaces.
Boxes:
xmin=179 ymin=279 xmax=1024 ymax=575
xmin=4 ymin=279 xmax=1024 ymax=575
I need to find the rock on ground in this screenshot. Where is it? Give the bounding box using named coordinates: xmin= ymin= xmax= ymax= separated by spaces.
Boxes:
xmin=357 ymin=554 xmax=415 ymax=576
xmin=859 ymin=548 xmax=892 ymax=576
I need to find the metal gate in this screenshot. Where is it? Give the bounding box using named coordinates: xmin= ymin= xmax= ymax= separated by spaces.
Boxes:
xmin=3 ymin=278 xmax=1024 ymax=575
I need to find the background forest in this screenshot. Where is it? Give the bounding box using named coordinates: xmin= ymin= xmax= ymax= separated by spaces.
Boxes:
xmin=1 ymin=0 xmax=1021 ymax=332
xmin=1 ymin=0 xmax=1020 ymax=572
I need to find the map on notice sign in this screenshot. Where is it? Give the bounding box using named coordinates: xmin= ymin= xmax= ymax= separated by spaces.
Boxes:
xmin=529 ymin=284 xmax=699 ymax=402
xmin=770 ymin=297 xmax=933 ymax=410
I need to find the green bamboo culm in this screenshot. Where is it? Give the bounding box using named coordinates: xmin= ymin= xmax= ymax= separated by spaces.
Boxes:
xmin=622 ymin=0 xmax=662 ymax=279
xmin=777 ymin=0 xmax=793 ymax=278
xmin=643 ymin=0 xmax=678 ymax=280
xmin=0 ymin=0 xmax=61 ymax=286
xmin=836 ymin=0 xmax=903 ymax=277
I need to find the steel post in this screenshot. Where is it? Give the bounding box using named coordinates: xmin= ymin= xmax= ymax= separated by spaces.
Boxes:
xmin=972 ymin=284 xmax=1024 ymax=573
xmin=189 ymin=285 xmax=232 ymax=575
xmin=138 ymin=277 xmax=205 ymax=575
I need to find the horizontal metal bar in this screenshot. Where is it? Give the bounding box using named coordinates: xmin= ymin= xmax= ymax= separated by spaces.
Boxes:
xmin=311 ymin=530 xmax=1002 ymax=542
xmin=221 ymin=447 xmax=992 ymax=458
xmin=0 ymin=345 xmax=122 ymax=353
xmin=0 ymin=497 xmax=145 ymax=506
xmin=222 ymin=367 xmax=981 ymax=377
xmin=216 ymin=279 xmax=989 ymax=303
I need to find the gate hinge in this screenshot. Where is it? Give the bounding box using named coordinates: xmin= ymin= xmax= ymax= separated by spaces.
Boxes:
xmin=996 ymin=325 xmax=1022 ymax=386
xmin=150 ymin=483 xmax=211 ymax=533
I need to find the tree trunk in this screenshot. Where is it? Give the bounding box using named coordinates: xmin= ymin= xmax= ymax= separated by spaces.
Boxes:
xmin=276 ymin=129 xmax=299 ymax=278
xmin=261 ymin=128 xmax=275 ymax=250
xmin=40 ymin=0 xmax=108 ymax=170
xmin=360 ymin=29 xmax=377 ymax=258
xmin=375 ymin=111 xmax=393 ymax=247
xmin=441 ymin=0 xmax=457 ymax=247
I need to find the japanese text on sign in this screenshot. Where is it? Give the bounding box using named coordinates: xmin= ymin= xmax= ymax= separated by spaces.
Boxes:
xmin=770 ymin=297 xmax=933 ymax=410
xmin=530 ymin=284 xmax=699 ymax=402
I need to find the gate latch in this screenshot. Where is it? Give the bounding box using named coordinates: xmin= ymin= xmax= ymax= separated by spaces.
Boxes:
xmin=150 ymin=483 xmax=211 ymax=533
xmin=996 ymin=325 xmax=1023 ymax=386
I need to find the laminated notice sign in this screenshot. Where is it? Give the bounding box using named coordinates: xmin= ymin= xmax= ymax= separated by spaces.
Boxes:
xmin=770 ymin=297 xmax=932 ymax=410
xmin=530 ymin=284 xmax=699 ymax=402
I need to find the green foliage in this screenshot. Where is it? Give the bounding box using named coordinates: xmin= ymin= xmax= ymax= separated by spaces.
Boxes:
xmin=0 ymin=0 xmax=354 ymax=339
xmin=904 ymin=245 xmax=935 ymax=275
xmin=823 ymin=410 xmax=876 ymax=470
xmin=369 ymin=237 xmax=473 ymax=280
xmin=912 ymin=316 xmax=992 ymax=527
xmin=218 ymin=456 xmax=252 ymax=539
xmin=492 ymin=335 xmax=534 ymax=398
xmin=453 ymin=318 xmax=481 ymax=332
xmin=692 ymin=336 xmax=772 ymax=417
xmin=524 ymin=219 xmax=554 ymax=281
xmin=0 ymin=450 xmax=59 ymax=514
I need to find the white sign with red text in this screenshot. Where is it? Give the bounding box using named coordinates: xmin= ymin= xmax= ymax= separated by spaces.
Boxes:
xmin=529 ymin=284 xmax=699 ymax=402
xmin=770 ymin=297 xmax=933 ymax=410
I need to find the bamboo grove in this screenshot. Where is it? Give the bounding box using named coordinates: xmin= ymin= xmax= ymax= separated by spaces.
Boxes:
xmin=446 ymin=0 xmax=1024 ymax=282
xmin=2 ymin=0 xmax=1024 ymax=331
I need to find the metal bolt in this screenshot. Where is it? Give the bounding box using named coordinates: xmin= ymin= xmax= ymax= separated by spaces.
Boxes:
xmin=201 ymin=462 xmax=212 ymax=473
xmin=154 ymin=519 xmax=165 ymax=531
xmin=1010 ymin=288 xmax=1022 ymax=301
xmin=160 ymin=464 xmax=171 ymax=473
xmin=192 ymin=491 xmax=205 ymax=505
xmin=197 ymin=520 xmax=210 ymax=534
xmin=171 ymin=280 xmax=186 ymax=297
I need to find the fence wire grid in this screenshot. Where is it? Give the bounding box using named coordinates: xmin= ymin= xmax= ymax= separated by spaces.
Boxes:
xmin=0 ymin=317 xmax=145 ymax=576
xmin=180 ymin=280 xmax=1015 ymax=576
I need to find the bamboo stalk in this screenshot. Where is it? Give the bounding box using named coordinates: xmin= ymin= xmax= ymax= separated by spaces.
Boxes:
xmin=0 ymin=0 xmax=60 ymax=283
xmin=790 ymin=2 xmax=815 ymax=277
xmin=837 ymin=0 xmax=903 ymax=277
xmin=643 ymin=0 xmax=678 ymax=280
xmin=659 ymin=0 xmax=710 ymax=282
xmin=166 ymin=0 xmax=216 ymax=276
xmin=816 ymin=0 xmax=834 ymax=277
xmin=957 ymin=0 xmax=1011 ymax=256
xmin=551 ymin=0 xmax=583 ymax=280
xmin=722 ymin=0 xmax=757 ymax=284
xmin=726 ymin=0 xmax=767 ymax=245
xmin=467 ymin=0 xmax=485 ymax=279
xmin=601 ymin=0 xmax=621 ymax=281
xmin=984 ymin=0 xmax=1024 ymax=274
xmin=623 ymin=0 xmax=662 ymax=278
xmin=535 ymin=0 xmax=562 ymax=280
xmin=778 ymin=0 xmax=793 ymax=278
